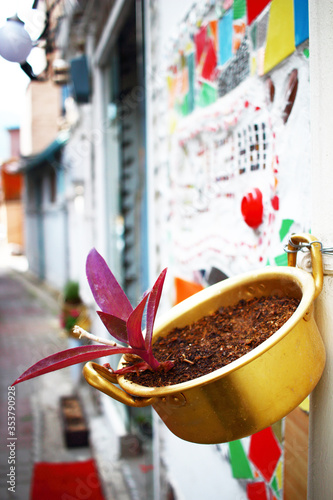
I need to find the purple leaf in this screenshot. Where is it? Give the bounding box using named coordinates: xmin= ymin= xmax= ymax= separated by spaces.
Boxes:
xmin=97 ymin=311 xmax=128 ymax=344
xmin=114 ymin=355 xmax=173 ymax=374
xmin=132 ymin=348 xmax=161 ymax=370
xmin=13 ymin=344 xmax=133 ymax=385
xmin=126 ymin=293 xmax=149 ymax=350
xmin=86 ymin=248 xmax=133 ymax=321
xmin=114 ymin=361 xmax=152 ymax=375
xmin=145 ymin=268 xmax=167 ymax=352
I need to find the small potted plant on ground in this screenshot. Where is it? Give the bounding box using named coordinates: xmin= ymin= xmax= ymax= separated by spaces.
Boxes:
xmin=14 ymin=234 xmax=326 ymax=444
xmin=60 ymin=281 xmax=91 ymax=338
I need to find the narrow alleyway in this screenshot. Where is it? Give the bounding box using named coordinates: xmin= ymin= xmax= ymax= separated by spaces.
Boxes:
xmin=0 ymin=252 xmax=153 ymax=500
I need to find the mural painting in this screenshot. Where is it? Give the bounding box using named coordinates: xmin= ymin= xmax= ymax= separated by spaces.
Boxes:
xmin=152 ymin=1 xmax=310 ymax=498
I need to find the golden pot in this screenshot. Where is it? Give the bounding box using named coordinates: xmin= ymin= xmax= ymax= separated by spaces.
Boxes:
xmin=83 ymin=234 xmax=325 ymax=444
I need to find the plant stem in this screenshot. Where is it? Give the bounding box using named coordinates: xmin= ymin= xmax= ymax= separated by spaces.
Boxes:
xmin=73 ymin=325 xmax=119 ymax=347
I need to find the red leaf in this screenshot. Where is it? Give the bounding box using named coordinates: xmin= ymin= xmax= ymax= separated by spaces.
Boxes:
xmin=126 ymin=293 xmax=148 ymax=350
xmin=13 ymin=344 xmax=132 ymax=385
xmin=145 ymin=268 xmax=167 ymax=352
xmin=86 ymin=248 xmax=133 ymax=321
xmin=114 ymin=361 xmax=152 ymax=375
xmin=97 ymin=311 xmax=128 ymax=344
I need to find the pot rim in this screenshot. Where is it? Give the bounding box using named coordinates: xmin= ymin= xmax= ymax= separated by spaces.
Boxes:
xmin=118 ymin=266 xmax=316 ymax=397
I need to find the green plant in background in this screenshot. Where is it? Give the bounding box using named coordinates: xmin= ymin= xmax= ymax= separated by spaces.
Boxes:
xmin=63 ymin=281 xmax=81 ymax=304
xmin=64 ymin=314 xmax=79 ymax=332
xmin=61 ymin=281 xmax=86 ymax=333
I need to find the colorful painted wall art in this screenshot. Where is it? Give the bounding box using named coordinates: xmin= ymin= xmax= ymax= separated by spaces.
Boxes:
xmin=228 ymin=426 xmax=284 ymax=499
xmin=150 ymin=1 xmax=312 ymax=498
xmin=166 ymin=0 xmax=310 ymax=118
xmin=164 ymin=51 xmax=310 ymax=285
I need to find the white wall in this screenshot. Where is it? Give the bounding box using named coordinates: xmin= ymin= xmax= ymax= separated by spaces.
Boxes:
xmin=161 ymin=425 xmax=247 ymax=499
xmin=43 ymin=208 xmax=67 ymax=289
xmin=158 ymin=0 xmax=195 ymax=50
xmin=62 ymin=104 xmax=96 ymax=303
xmin=308 ymin=0 xmax=333 ymax=497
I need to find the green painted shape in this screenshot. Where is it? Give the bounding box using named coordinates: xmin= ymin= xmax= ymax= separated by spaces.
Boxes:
xmin=303 ymin=47 xmax=309 ymax=58
xmin=233 ymin=0 xmax=246 ymax=19
xmin=228 ymin=440 xmax=254 ymax=479
xmin=180 ymin=94 xmax=189 ymax=116
xmin=279 ymin=218 xmax=294 ymax=241
xmin=250 ymin=23 xmax=257 ymax=50
xmin=196 ymin=81 xmax=217 ymax=107
xmin=274 ymin=253 xmax=288 ymax=266
xmin=271 ymin=476 xmax=281 ymax=498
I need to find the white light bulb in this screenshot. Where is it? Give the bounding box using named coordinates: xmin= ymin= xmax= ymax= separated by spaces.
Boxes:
xmin=0 ymin=17 xmax=32 ymax=63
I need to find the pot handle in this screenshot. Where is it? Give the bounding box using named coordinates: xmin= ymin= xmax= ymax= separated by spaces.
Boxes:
xmin=287 ymin=233 xmax=323 ymax=299
xmin=83 ymin=362 xmax=156 ymax=408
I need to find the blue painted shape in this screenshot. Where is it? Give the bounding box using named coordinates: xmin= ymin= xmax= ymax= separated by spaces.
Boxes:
xmin=218 ymin=9 xmax=233 ymax=66
xmin=294 ymin=0 xmax=309 ymax=46
xmin=187 ymin=52 xmax=195 ymax=113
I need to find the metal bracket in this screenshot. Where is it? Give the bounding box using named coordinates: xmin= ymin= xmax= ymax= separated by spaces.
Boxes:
xmin=284 ymin=236 xmax=333 ymax=275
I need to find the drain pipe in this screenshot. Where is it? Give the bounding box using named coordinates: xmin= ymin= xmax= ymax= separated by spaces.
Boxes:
xmin=308 ymin=1 xmax=333 ymax=498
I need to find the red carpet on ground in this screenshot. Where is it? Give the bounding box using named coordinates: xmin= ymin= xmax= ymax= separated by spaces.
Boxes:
xmin=30 ymin=459 xmax=105 ymax=499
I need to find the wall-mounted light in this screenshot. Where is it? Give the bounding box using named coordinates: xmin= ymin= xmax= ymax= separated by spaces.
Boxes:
xmin=0 ymin=9 xmax=47 ymax=81
xmin=0 ymin=0 xmax=67 ymax=83
xmin=0 ymin=14 xmax=33 ymax=63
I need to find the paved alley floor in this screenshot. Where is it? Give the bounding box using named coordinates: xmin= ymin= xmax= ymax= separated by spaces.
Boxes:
xmin=0 ymin=265 xmax=94 ymax=499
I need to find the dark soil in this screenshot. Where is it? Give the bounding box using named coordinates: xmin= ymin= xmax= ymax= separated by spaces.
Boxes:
xmin=126 ymin=295 xmax=300 ymax=387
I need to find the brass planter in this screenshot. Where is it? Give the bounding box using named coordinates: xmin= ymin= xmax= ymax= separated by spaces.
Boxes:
xmin=83 ymin=234 xmax=325 ymax=444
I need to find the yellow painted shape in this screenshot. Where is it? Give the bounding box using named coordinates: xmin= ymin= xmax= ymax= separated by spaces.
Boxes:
xmin=250 ymin=55 xmax=257 ymax=76
xmin=168 ymin=111 xmax=179 ymax=135
xmin=264 ymin=0 xmax=295 ymax=74
xmin=299 ymin=396 xmax=310 ymax=413
xmin=275 ymin=459 xmax=283 ymax=490
xmin=167 ymin=75 xmax=176 ymax=108
xmin=271 ymin=419 xmax=283 ymax=444
xmin=185 ymin=41 xmax=194 ymax=54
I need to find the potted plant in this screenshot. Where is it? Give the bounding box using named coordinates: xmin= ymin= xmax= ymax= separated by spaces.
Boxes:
xmin=13 ymin=234 xmax=326 ymax=444
xmin=60 ymin=281 xmax=91 ymax=338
